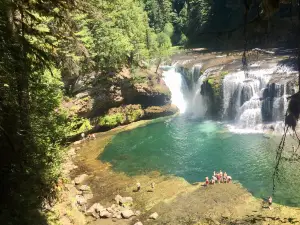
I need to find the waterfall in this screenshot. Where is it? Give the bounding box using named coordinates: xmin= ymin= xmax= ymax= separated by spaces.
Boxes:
xmin=162 ymin=67 xmax=188 ymax=113
xmin=188 ymin=64 xmax=210 ymax=118
xmin=222 ymin=67 xmax=284 ymax=130
xmin=190 ymin=74 xmax=208 ymax=118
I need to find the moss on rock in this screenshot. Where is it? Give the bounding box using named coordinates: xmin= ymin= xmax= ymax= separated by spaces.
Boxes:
xmin=206 ymin=71 xmax=228 ymax=97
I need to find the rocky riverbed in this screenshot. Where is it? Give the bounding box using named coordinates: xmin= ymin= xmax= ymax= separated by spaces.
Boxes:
xmin=48 ymin=118 xmax=300 ymax=225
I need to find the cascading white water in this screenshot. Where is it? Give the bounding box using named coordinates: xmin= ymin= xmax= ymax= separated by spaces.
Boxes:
xmin=222 ymin=67 xmax=283 ymax=131
xmin=191 ymin=74 xmax=207 ymax=118
xmin=221 ymin=62 xmax=298 ymax=132
xmin=162 ymin=67 xmax=187 ymax=113
xmin=187 ymin=64 xmax=211 ymax=118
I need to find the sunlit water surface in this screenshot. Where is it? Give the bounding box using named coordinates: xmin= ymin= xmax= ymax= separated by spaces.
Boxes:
xmin=100 ymin=117 xmax=300 ymax=206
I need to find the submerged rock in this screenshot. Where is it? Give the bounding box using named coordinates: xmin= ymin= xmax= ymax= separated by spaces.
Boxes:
xmin=74 ymin=174 xmax=88 ymax=185
xmin=121 ymin=209 xmax=134 ymax=219
xmin=149 ymin=212 xmax=158 ymax=220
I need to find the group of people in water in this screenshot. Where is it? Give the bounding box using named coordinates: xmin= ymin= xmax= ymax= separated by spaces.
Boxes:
xmin=205 ymin=170 xmax=232 ymax=186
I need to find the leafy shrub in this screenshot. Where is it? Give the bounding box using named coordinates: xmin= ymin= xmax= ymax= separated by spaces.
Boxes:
xmin=99 ymin=113 xmax=125 ymax=127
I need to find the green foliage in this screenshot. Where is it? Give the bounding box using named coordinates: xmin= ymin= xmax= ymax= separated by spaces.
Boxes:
xmin=89 ymin=0 xmax=151 ymax=72
xmin=66 ymin=116 xmax=92 ymax=137
xmin=206 ymin=71 xmax=229 ymax=97
xmin=187 ymin=0 xmax=212 ymax=38
xmin=99 ymin=113 xmax=125 ymax=127
xmin=99 ymin=105 xmax=144 ymax=127
xmin=132 ymin=74 xmax=148 ymax=84
xmin=163 ymin=22 xmax=174 ymax=37
xmin=0 ymin=1 xmax=82 ymax=223
xmin=143 ymin=0 xmax=173 ymax=32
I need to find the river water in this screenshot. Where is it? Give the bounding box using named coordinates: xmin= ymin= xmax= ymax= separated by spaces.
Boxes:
xmin=100 ymin=117 xmax=300 ymax=207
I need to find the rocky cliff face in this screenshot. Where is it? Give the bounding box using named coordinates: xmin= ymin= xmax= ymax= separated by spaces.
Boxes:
xmin=62 ymin=67 xmax=176 ymax=136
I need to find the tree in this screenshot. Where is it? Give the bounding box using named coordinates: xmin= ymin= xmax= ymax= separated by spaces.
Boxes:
xmin=143 ymin=0 xmax=173 ymax=32
xmin=155 ymin=30 xmax=173 ymax=72
xmin=0 ymin=0 xmax=80 ymax=223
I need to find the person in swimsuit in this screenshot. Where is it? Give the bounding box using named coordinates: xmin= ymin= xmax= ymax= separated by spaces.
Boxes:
xmin=227 ymin=176 xmax=232 ymax=183
xmin=219 ymin=170 xmax=223 ymax=183
xmin=211 ymin=176 xmax=215 ymax=185
xmin=205 ymin=177 xmax=209 ymax=186
xmin=223 ymin=172 xmax=228 ymax=183
xmin=217 ymin=173 xmax=221 ymax=184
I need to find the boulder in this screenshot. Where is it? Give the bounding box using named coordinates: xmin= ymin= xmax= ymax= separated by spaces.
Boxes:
xmin=106 ymin=207 xmax=114 ymax=213
xmin=83 ymin=193 xmax=93 ymax=200
xmin=112 ymin=212 xmax=121 ymax=219
xmin=74 ymin=174 xmax=88 ymax=185
xmin=115 ymin=194 xmax=123 ymax=205
xmin=134 ymin=222 xmax=143 ymax=225
xmin=135 ymin=210 xmax=141 ymax=216
xmin=119 ymin=196 xmax=133 ymax=206
xmin=76 ymin=195 xmax=87 ymax=206
xmin=100 ymin=210 xmax=112 ymax=218
xmin=149 ymin=212 xmax=158 ymax=220
xmin=91 ymin=211 xmax=100 ymax=219
xmin=86 ymin=203 xmax=103 ymax=216
xmin=79 ymin=185 xmax=91 ymax=192
xmin=121 ymin=209 xmax=134 ymax=219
